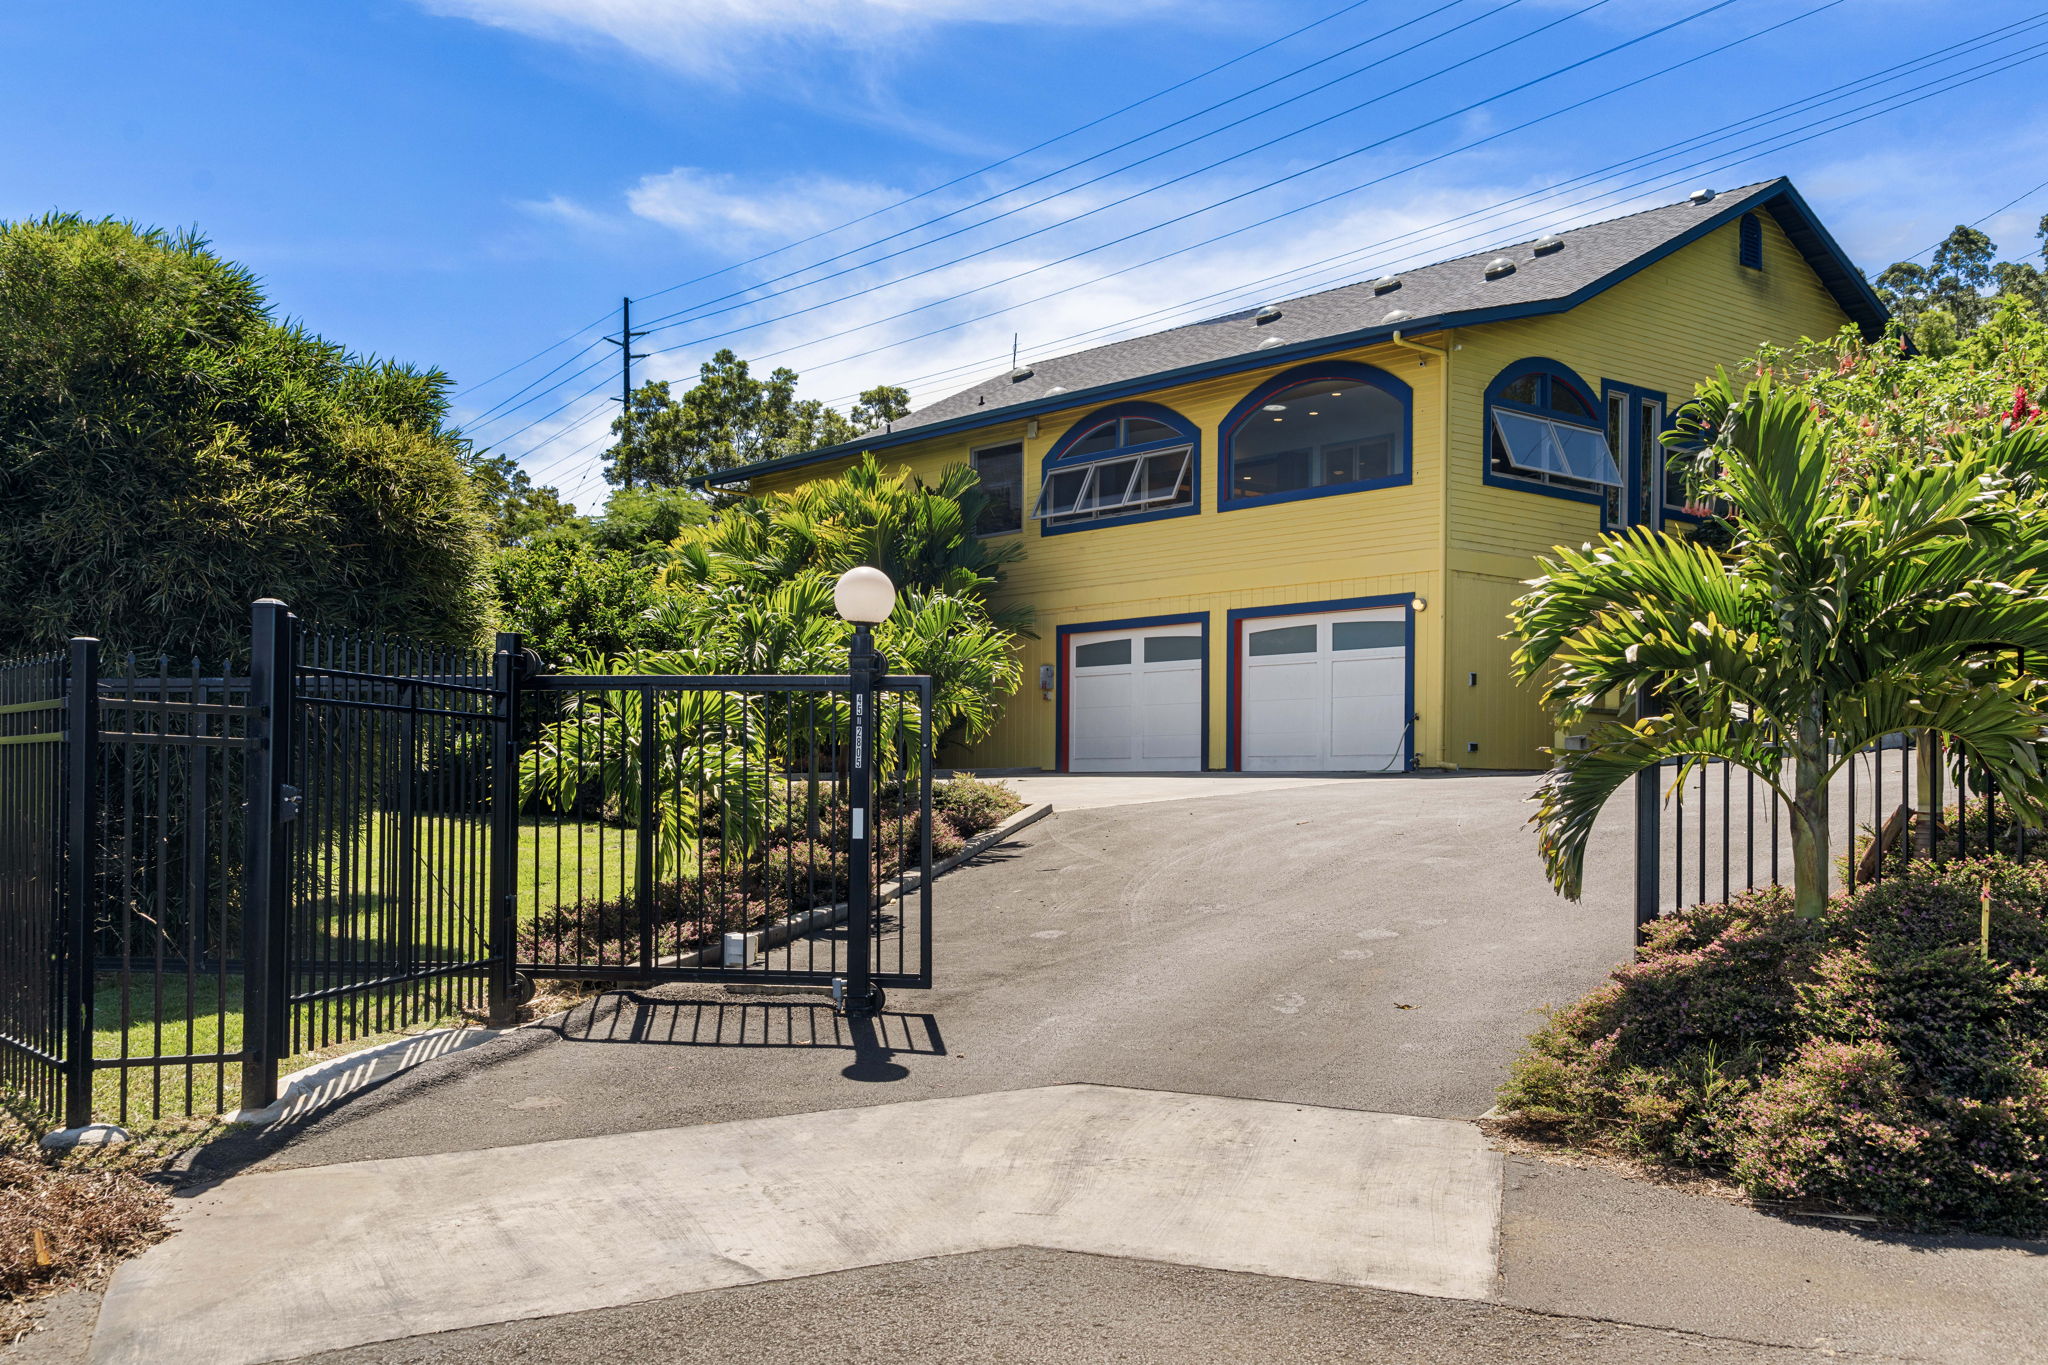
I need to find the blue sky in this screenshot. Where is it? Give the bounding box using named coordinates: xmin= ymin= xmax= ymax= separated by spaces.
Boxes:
xmin=4 ymin=0 xmax=2047 ymax=510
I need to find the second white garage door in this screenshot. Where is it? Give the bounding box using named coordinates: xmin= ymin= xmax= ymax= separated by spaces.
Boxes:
xmin=1239 ymin=607 xmax=1407 ymax=772
xmin=1068 ymin=623 xmax=1204 ymax=772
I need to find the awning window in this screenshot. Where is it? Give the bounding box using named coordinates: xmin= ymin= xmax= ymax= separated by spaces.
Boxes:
xmin=1031 ymin=445 xmax=1192 ymax=523
xmin=1491 ymin=410 xmax=1622 ymax=488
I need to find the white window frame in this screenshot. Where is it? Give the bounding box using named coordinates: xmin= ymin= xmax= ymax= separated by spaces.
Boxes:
xmin=1030 ymin=444 xmax=1193 ymax=525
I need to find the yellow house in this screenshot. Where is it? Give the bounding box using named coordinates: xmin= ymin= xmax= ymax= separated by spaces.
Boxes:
xmin=708 ymin=178 xmax=1885 ymax=773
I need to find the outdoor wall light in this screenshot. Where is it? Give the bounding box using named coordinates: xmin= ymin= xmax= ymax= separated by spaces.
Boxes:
xmin=834 ymin=566 xmax=896 ymax=624
xmin=1411 ymin=596 xmax=1428 ymax=611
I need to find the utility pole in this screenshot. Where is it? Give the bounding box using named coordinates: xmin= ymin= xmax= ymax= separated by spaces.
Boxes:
xmin=604 ymin=296 xmax=649 ymax=486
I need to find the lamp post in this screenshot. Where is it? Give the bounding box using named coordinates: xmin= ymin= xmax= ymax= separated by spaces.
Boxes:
xmin=834 ymin=566 xmax=896 ymax=1018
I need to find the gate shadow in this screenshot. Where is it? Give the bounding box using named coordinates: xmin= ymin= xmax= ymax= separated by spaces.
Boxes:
xmin=546 ymin=990 xmax=944 ymax=1082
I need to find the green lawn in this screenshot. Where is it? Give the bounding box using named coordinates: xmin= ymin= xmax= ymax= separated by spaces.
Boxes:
xmin=81 ymin=816 xmax=669 ymax=1126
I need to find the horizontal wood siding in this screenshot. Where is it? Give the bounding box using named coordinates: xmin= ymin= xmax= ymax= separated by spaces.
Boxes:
xmin=1439 ymin=213 xmax=1852 ymax=768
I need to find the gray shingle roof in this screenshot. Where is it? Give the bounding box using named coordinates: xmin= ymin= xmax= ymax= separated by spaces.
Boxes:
xmin=895 ymin=181 xmax=1783 ymax=433
xmin=707 ymin=178 xmax=1883 ymax=486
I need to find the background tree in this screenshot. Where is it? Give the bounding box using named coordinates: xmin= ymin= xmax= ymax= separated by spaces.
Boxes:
xmin=488 ymin=539 xmax=664 ymax=664
xmin=465 ymin=449 xmax=581 ymax=546
xmin=605 ymin=348 xmax=909 ymax=489
xmin=1874 ymin=218 xmax=2048 ymax=355
xmin=1512 ymin=370 xmax=2048 ymax=919
xmin=0 ymin=213 xmax=491 ymax=656
xmin=585 ymin=484 xmax=713 ymax=559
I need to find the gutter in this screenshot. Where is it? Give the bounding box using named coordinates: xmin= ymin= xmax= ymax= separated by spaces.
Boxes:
xmin=1389 ymin=328 xmax=1452 ymax=771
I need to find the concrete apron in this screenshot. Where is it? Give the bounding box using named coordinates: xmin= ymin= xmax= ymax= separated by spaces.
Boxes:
xmin=92 ymin=1084 xmax=1501 ymax=1365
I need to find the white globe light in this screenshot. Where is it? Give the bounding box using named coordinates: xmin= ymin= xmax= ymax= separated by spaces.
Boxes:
xmin=834 ymin=565 xmax=897 ymax=624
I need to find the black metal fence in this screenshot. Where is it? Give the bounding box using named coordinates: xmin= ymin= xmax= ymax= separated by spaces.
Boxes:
xmin=514 ymin=671 xmax=933 ymax=994
xmin=0 ymin=600 xmax=934 ymax=1131
xmin=1637 ymin=734 xmax=2026 ymax=930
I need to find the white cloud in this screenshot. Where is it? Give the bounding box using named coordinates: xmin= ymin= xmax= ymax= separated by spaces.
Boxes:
xmin=417 ymin=0 xmax=1178 ymax=78
xmin=626 ymin=168 xmax=905 ymax=248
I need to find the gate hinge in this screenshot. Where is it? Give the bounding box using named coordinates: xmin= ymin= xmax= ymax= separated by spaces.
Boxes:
xmin=277 ymin=785 xmax=303 ymax=824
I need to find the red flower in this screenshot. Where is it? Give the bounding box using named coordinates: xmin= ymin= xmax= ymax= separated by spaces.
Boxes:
xmin=2007 ymin=386 xmax=2039 ymax=429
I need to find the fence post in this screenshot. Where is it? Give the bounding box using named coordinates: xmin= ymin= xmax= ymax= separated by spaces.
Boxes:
xmin=240 ymin=600 xmax=293 ymax=1113
xmin=1632 ymin=688 xmax=1661 ymax=946
xmin=62 ymin=639 xmax=99 ymax=1130
xmin=841 ymin=625 xmax=880 ymax=1017
xmin=1913 ymin=730 xmax=1938 ymax=860
xmin=486 ymin=633 xmax=521 ymax=1024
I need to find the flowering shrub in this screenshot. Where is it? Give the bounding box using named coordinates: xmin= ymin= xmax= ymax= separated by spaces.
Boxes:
xmin=1746 ymin=298 xmax=2048 ymax=488
xmin=934 ymin=773 xmax=1022 ymax=838
xmin=1498 ymin=857 xmax=2048 ymax=1232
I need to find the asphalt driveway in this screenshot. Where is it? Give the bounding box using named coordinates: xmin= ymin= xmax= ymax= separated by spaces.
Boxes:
xmin=251 ymin=770 xmax=1634 ymax=1168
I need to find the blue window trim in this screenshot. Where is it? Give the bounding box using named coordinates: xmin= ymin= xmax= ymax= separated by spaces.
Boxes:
xmin=1217 ymin=361 xmax=1413 ymax=512
xmin=1739 ymin=212 xmax=1764 ymax=270
xmin=1055 ymin=612 xmax=1211 ymax=772
xmin=1599 ymin=380 xmax=1684 ymax=528
xmin=1037 ymin=400 xmax=1201 ymax=537
xmin=1481 ymin=356 xmax=1615 ymax=522
xmin=1224 ymin=594 xmax=1415 ymax=772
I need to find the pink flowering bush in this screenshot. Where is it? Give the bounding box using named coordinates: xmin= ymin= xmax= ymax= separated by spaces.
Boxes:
xmin=1500 ymin=857 xmax=2048 ymax=1232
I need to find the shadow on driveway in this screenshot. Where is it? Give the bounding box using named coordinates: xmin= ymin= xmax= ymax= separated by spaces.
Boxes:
xmin=547 ymin=990 xmax=945 ymax=1082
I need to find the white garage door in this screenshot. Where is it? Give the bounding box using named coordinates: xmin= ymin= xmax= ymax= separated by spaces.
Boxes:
xmin=1068 ymin=624 xmax=1203 ymax=772
xmin=1239 ymin=608 xmax=1406 ymax=772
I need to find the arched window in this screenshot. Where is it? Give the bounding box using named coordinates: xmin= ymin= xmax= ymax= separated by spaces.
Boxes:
xmin=1031 ymin=402 xmax=1198 ymax=533
xmin=1219 ymin=362 xmax=1411 ymax=510
xmin=1483 ymin=358 xmax=1622 ymax=519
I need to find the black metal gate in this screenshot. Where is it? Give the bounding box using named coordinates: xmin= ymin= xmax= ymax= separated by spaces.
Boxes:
xmin=512 ymin=666 xmax=935 ymax=1000
xmin=0 ymin=600 xmax=936 ymax=1130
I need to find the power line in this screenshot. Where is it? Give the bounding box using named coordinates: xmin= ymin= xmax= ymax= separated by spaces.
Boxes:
xmin=774 ymin=25 xmax=2048 ymax=391
xmin=625 ymin=0 xmax=1382 ymax=311
xmin=459 ymin=0 xmax=1381 ymax=404
xmin=634 ymin=0 xmax=1748 ymax=367
xmin=824 ymin=0 xmax=1995 ymax=407
xmin=629 ymin=0 xmax=1495 ymax=335
xmin=510 ymin=12 xmax=2047 ymax=487
xmin=633 ymin=0 xmax=1628 ymax=354
xmin=1904 ymin=174 xmax=2048 ymax=262
xmin=472 ymin=0 xmax=1582 ymax=444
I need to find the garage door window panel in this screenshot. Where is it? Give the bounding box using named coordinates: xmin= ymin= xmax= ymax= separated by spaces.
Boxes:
xmin=1074 ymin=638 xmax=1132 ymax=668
xmin=1248 ymin=624 xmax=1317 ymax=656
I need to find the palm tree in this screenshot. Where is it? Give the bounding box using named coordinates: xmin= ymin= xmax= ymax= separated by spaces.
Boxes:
xmin=1511 ymin=369 xmax=2048 ymax=918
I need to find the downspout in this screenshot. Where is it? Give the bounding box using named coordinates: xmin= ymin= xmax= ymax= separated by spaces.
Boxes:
xmin=1390 ymin=329 xmax=1452 ymax=770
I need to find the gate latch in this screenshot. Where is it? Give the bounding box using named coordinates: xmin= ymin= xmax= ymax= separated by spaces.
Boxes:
xmin=277 ymin=785 xmax=303 ymax=825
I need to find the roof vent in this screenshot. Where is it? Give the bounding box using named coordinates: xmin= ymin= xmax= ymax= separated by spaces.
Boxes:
xmin=1254 ymin=302 xmax=1282 ymax=324
xmin=1483 ymin=256 xmax=1516 ymax=280
xmin=1372 ymin=275 xmax=1402 ymax=295
xmin=1256 ymin=335 xmax=1287 ymax=350
xmin=1689 ymin=187 xmax=1717 ymax=204
xmin=1009 ymin=365 xmax=1033 ymax=382
xmin=1532 ymin=235 xmax=1565 ymax=256
xmin=1046 ymin=385 xmax=1068 ymax=395
xmin=1382 ymin=308 xmax=1412 ymax=324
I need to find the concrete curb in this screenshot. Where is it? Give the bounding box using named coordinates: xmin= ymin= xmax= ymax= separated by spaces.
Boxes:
xmin=716 ymin=801 xmax=1054 ymax=967
xmin=223 ymin=1026 xmax=511 ymax=1127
